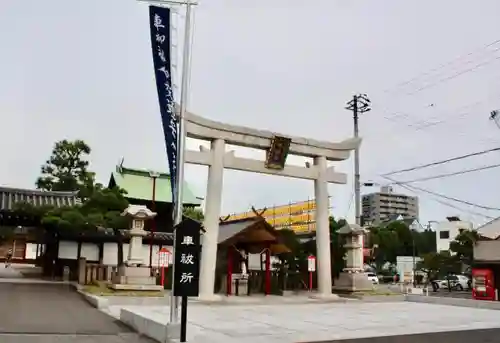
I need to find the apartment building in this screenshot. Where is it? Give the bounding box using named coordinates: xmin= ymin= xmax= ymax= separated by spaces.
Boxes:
xmin=362 ymin=186 xmax=419 ymax=225
xmin=435 ymin=216 xmax=473 ymax=252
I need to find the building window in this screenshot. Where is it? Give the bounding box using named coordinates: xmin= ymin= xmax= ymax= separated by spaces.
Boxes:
xmin=439 ymin=231 xmax=450 ymax=239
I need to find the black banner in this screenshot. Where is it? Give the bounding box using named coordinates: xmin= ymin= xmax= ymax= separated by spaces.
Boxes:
xmin=149 ymin=6 xmax=177 ymax=203
xmin=173 ymin=218 xmax=201 ymax=297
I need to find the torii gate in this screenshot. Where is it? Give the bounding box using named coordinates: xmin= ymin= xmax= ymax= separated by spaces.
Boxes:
xmin=184 ymin=111 xmax=360 ymax=300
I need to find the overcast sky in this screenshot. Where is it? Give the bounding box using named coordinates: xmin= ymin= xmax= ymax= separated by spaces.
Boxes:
xmin=1 ymin=0 xmax=500 ymax=227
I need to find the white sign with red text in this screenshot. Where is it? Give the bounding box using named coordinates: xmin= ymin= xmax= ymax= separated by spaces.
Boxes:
xmin=307 ymin=255 xmax=316 ymax=272
xmin=158 ymin=247 xmax=172 ymax=267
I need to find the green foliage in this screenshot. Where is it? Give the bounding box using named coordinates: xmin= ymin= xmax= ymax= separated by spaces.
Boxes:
xmin=449 ymin=229 xmax=479 ymax=266
xmin=182 ymin=207 xmax=204 ymax=222
xmin=36 ymin=139 xmax=94 ymax=198
xmin=12 ymin=202 xmax=55 ymax=217
xmin=330 ymin=217 xmax=347 ymax=277
xmin=416 ymin=231 xmax=474 ymax=279
xmin=276 ymin=216 xmax=346 ymax=279
xmin=18 ymin=139 xmax=130 ymax=233
xmin=367 ymin=220 xmax=437 ymax=271
xmin=417 ymin=251 xmax=455 ymax=280
xmin=41 ymin=186 xmax=129 ymax=232
xmin=0 ymin=227 xmax=15 ymax=244
xmin=275 ymin=228 xmax=303 ymax=271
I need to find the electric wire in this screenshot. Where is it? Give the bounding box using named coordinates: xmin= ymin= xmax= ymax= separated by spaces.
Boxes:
xmin=405 ymin=53 xmax=500 ymax=96
xmin=381 ymin=175 xmax=500 ymax=212
xmin=393 ymin=182 xmax=495 ymax=220
xmin=389 ymin=163 xmax=500 ymax=185
xmin=381 ymin=38 xmax=500 ymax=95
xmin=343 ymin=192 xmax=355 ymax=218
xmin=377 ymin=83 xmax=500 ymax=135
xmin=380 ymin=147 xmax=500 ymax=176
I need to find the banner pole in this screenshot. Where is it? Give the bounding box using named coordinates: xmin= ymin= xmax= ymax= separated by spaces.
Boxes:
xmin=161 ymin=266 xmax=165 ymax=287
xmin=170 ymin=0 xmax=194 ymax=324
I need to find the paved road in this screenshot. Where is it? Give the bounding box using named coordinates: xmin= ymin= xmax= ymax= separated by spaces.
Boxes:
xmin=306 ymin=328 xmax=500 ymax=342
xmin=0 ymin=268 xmax=155 ymax=343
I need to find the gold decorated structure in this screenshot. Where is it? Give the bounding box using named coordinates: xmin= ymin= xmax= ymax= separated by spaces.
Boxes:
xmin=225 ymin=199 xmax=318 ymax=234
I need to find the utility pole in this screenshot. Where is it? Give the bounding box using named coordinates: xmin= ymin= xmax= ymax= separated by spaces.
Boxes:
xmin=345 ymin=94 xmax=371 ymax=226
xmin=490 ymin=110 xmax=500 ymax=130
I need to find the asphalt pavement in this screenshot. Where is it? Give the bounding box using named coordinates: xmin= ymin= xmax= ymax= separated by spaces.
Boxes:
xmin=0 ymin=265 xmax=155 ymax=343
xmin=305 ymin=328 xmax=500 ymax=342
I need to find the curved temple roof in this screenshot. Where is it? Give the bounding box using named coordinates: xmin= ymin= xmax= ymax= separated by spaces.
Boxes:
xmin=0 ymin=186 xmax=79 ymax=211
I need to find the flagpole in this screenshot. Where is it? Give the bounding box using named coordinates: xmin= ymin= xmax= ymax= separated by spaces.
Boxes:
xmin=137 ymin=0 xmax=196 ymax=327
xmin=171 ymin=0 xmax=194 ymax=324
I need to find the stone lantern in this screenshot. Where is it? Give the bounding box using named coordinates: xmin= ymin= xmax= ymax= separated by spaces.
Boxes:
xmin=110 ymin=204 xmax=162 ymax=291
xmin=333 ymin=223 xmax=373 ymax=292
xmin=123 ymin=205 xmax=156 ymax=266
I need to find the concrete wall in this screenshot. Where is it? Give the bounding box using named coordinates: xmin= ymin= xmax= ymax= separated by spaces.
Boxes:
xmin=474 ymin=240 xmax=500 ymax=261
xmin=57 ymin=240 xmax=173 ymax=266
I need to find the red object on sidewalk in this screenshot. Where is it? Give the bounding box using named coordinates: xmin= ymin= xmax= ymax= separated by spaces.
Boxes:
xmin=161 ymin=266 xmax=165 ymax=287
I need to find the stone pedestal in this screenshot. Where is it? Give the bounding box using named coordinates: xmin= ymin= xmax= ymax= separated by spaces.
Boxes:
xmin=333 ymin=272 xmax=374 ymax=292
xmin=232 ymin=274 xmax=248 ymax=296
xmin=110 ymin=265 xmax=161 ymax=290
xmin=220 ymin=273 xmax=249 ymax=296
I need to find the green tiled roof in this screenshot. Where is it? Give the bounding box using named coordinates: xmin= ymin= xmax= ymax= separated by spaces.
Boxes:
xmin=109 ymin=167 xmax=201 ymax=205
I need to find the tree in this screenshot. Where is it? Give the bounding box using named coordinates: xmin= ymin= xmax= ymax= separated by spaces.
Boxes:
xmin=41 ymin=186 xmax=129 ymax=232
xmin=0 ymin=227 xmax=15 ymax=245
xmin=417 ymin=252 xmax=448 ymax=283
xmin=368 ymin=220 xmax=438 ymax=272
xmin=36 ymin=139 xmax=94 ymax=198
xmin=369 ymin=226 xmax=400 ymax=268
xmin=449 ymin=229 xmax=479 ymax=267
xmin=183 ymin=207 xmax=204 ymax=222
xmin=415 ymin=229 xmax=437 ymax=255
xmin=330 ymin=217 xmax=347 ymax=278
xmin=299 ymin=217 xmax=347 ymax=278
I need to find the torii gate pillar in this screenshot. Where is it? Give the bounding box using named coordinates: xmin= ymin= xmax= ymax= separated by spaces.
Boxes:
xmin=198 ymin=138 xmax=225 ymax=300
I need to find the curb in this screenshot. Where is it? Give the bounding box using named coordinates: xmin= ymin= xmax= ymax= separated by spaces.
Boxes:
xmin=120 ymin=308 xmax=168 ymax=342
xmin=405 ymin=294 xmax=500 ymax=310
xmin=72 ymin=284 xmax=110 ymax=310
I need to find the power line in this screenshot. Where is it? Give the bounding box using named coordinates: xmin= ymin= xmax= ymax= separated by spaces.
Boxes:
xmin=381 ymin=175 xmax=500 ymax=211
xmin=390 ymin=163 xmax=500 ymax=185
xmin=381 ymin=147 xmax=500 ymax=176
xmin=365 ymin=86 xmax=500 ymax=149
xmin=491 ymin=110 xmax=500 ymax=130
xmin=393 ymin=181 xmax=495 ymax=220
xmin=343 ymin=192 xmax=354 ymax=218
xmin=405 ymin=53 xmax=500 ymax=96
xmin=382 ymin=38 xmax=500 ymax=95
xmin=380 ymin=82 xmax=500 ymax=132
